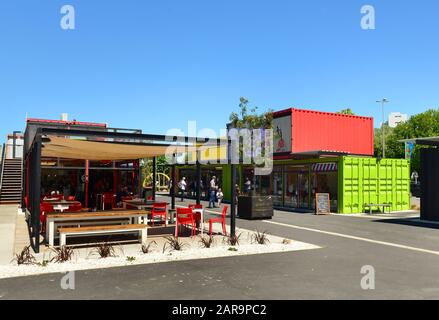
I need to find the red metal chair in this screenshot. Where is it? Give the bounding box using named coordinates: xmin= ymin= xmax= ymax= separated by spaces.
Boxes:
xmin=102 ymin=192 xmax=116 ymax=210
xmin=150 ymin=202 xmax=167 ymax=226
xmin=66 ymin=196 xmax=76 ymax=201
xmin=40 ymin=202 xmax=54 ymax=233
xmin=175 ymin=207 xmax=196 ymax=237
xmin=189 ymin=204 xmax=203 ymax=210
xmin=209 ymin=205 xmax=228 ymax=236
xmin=68 ymin=202 xmax=82 ymax=212
xmin=147 ymin=196 xmax=153 ymax=201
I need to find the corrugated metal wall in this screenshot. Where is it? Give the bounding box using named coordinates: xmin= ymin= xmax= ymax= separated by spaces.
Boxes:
xmin=289 ymin=109 xmax=374 ymax=156
xmin=420 ymin=148 xmax=439 ymax=221
xmin=339 ymin=157 xmax=410 ymax=213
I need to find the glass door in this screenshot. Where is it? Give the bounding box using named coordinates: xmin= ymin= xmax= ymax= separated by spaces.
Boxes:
xmin=272 ymin=168 xmax=283 ymax=206
xmin=284 ymin=165 xmax=310 ymax=210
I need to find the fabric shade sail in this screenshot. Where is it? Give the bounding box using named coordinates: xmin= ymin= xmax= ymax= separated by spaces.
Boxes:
xmin=41 ymin=136 xmax=192 ymax=161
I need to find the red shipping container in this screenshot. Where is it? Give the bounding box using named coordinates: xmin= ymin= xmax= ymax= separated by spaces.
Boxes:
xmin=272 ymin=108 xmax=374 ymax=156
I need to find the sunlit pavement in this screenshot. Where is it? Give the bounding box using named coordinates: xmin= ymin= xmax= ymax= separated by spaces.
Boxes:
xmin=1 ymin=196 xmax=438 ymax=300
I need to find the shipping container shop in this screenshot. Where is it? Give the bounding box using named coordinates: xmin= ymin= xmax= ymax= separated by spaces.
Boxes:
xmin=177 ymin=108 xmax=410 ymax=214
xmin=244 ymin=156 xmax=410 ymax=214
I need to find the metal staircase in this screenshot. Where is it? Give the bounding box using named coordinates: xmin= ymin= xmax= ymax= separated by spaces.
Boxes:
xmin=0 ymin=146 xmax=23 ymax=205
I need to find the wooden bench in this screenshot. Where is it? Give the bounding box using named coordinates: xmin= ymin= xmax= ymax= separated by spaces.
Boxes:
xmin=46 ymin=210 xmax=149 ymax=246
xmin=364 ymin=203 xmax=392 ymax=214
xmin=58 ymin=224 xmax=148 ymax=246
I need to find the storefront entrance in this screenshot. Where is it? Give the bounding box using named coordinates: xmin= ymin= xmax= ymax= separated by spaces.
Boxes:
xmin=252 ymin=161 xmax=339 ymax=212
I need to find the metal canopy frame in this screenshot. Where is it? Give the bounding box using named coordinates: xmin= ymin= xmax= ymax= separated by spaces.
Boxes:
xmin=399 ymin=137 xmax=439 ymax=147
xmin=23 ymin=126 xmax=236 ymax=253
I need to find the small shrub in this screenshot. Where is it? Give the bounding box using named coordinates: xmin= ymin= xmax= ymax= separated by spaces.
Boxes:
xmin=228 ymin=247 xmax=238 ymax=252
xmin=252 ymin=230 xmax=270 ymax=245
xmin=39 ymin=260 xmax=50 ymax=267
xmin=163 ymin=236 xmax=187 ymax=252
xmin=12 ymin=246 xmax=37 ymax=265
xmin=199 ymin=235 xmax=214 ymax=248
xmin=282 ymin=239 xmax=291 ymax=245
xmin=126 ymin=256 xmax=136 ymax=262
xmin=50 ymin=246 xmax=74 ymax=263
xmin=224 ymin=232 xmax=242 ymax=246
xmin=141 ymin=241 xmax=157 ymax=254
xmin=93 ymin=242 xmax=117 ymax=258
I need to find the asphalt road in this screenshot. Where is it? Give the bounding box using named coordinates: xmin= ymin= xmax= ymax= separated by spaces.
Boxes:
xmin=1 ymin=196 xmax=439 ymax=300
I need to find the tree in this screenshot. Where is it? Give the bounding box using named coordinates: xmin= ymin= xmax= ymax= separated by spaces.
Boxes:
xmin=229 ymin=97 xmax=273 ymax=194
xmin=229 ymin=97 xmax=273 ymax=129
xmin=376 ymin=109 xmax=439 ymax=173
xmin=337 ymin=108 xmax=356 ymax=115
xmin=141 ymin=155 xmax=169 ymax=188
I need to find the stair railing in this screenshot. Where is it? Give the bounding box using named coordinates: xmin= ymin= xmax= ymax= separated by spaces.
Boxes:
xmin=0 ymin=143 xmax=6 ymax=194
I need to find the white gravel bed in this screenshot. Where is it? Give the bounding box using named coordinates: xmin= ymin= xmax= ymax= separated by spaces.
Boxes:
xmin=0 ymin=228 xmax=320 ymax=279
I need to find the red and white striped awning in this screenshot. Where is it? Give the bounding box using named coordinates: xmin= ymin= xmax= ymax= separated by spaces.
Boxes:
xmin=312 ymin=162 xmax=338 ymax=172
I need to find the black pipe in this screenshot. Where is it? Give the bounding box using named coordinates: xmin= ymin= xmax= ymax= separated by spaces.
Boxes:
xmin=33 ymin=133 xmax=42 ymax=253
xmin=196 ymin=151 xmax=201 ymax=205
xmin=152 ymin=157 xmax=157 ymax=200
xmin=171 ymin=161 xmax=176 ymax=210
xmin=230 ymin=164 xmax=236 ymax=238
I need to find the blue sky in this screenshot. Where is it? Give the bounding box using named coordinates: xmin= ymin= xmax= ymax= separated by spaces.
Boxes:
xmin=0 ymin=0 xmax=438 ymax=141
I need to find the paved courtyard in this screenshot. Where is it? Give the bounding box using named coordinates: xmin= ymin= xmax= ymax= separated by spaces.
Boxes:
xmin=1 ymin=196 xmax=439 ymax=300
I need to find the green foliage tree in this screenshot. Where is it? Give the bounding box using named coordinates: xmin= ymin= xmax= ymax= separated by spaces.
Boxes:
xmin=141 ymin=155 xmax=169 ymax=187
xmin=229 ymin=97 xmax=273 ymax=129
xmin=337 ymin=108 xmax=355 ymax=115
xmin=375 ymin=109 xmax=439 ymax=173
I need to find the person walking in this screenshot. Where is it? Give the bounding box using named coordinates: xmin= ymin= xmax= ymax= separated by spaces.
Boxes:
xmin=208 ymin=176 xmax=218 ymax=208
xmin=178 ymin=177 xmax=187 ymax=202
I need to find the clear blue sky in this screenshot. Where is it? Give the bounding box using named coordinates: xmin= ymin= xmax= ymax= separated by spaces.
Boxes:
xmin=0 ymin=0 xmax=438 ymax=142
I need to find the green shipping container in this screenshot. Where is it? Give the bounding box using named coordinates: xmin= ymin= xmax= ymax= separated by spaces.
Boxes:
xmin=339 ymin=156 xmax=410 ymax=213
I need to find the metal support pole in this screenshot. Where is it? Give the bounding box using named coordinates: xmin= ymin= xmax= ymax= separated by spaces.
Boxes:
xmin=138 ymin=160 xmax=142 ymax=198
xmin=381 ymin=101 xmax=385 ymax=159
xmin=171 ymin=163 xmax=176 ymax=210
xmin=230 ymin=164 xmax=237 ymax=238
xmin=33 ymin=134 xmax=42 ymax=253
xmin=85 ymin=160 xmax=89 ymax=208
xmin=196 ymin=151 xmax=201 ymax=205
xmin=152 ymin=157 xmax=157 ymax=200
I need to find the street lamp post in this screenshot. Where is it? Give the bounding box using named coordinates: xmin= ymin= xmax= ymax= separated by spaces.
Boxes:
xmin=376 ymin=98 xmax=389 ymax=158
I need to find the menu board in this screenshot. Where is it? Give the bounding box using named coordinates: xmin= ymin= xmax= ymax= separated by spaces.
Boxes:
xmin=316 ymin=193 xmax=330 ymax=215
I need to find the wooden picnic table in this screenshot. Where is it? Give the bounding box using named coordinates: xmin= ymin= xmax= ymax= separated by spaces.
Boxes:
xmin=42 ymin=200 xmax=82 ymax=212
xmin=122 ymin=199 xmax=169 ymax=210
xmin=46 ymin=210 xmax=149 ymax=247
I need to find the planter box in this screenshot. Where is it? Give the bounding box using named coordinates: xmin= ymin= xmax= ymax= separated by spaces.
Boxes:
xmin=238 ymin=196 xmax=273 ymax=220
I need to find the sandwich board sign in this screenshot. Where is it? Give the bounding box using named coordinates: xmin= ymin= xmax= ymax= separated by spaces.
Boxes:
xmin=316 ymin=193 xmax=331 ymax=215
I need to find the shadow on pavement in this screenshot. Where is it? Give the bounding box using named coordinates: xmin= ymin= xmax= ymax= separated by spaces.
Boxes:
xmin=373 ymin=217 xmax=439 ymax=230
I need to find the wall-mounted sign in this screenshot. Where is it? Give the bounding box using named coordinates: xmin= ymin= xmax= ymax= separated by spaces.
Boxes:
xmin=405 ymin=142 xmax=414 ymax=159
xmin=273 ymin=115 xmax=292 ymax=154
xmin=316 ymin=193 xmax=331 ymax=215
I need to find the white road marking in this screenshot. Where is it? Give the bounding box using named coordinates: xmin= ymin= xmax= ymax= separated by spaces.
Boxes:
xmin=264 ymin=220 xmax=439 ymax=257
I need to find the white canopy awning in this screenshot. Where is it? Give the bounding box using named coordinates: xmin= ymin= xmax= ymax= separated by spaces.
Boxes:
xmin=42 ymin=136 xmax=192 ymax=161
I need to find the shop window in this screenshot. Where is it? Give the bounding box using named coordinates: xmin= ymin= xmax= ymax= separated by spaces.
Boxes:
xmin=284 ymin=165 xmax=310 ymax=209
xmin=310 ymin=163 xmax=338 ymax=212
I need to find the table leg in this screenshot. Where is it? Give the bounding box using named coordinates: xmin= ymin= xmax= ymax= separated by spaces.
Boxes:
xmin=49 ymin=220 xmax=55 ymax=247
xmin=201 ymin=210 xmax=204 ymax=235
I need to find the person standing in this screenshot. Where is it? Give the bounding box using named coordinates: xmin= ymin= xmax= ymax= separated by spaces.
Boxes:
xmin=178 ymin=177 xmax=187 ymax=202
xmin=208 ymin=176 xmax=218 ymax=208
xmin=244 ymin=177 xmax=252 ymax=195
xmin=216 ymin=188 xmax=224 ymax=206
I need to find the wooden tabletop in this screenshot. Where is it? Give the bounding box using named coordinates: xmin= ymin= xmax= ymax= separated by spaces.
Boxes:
xmin=46 ymin=210 xmax=148 ymax=219
xmin=43 ymin=200 xmax=81 ymax=206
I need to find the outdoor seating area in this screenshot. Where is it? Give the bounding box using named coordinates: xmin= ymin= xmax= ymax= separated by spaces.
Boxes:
xmin=41 ymin=197 xmax=229 ymax=247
